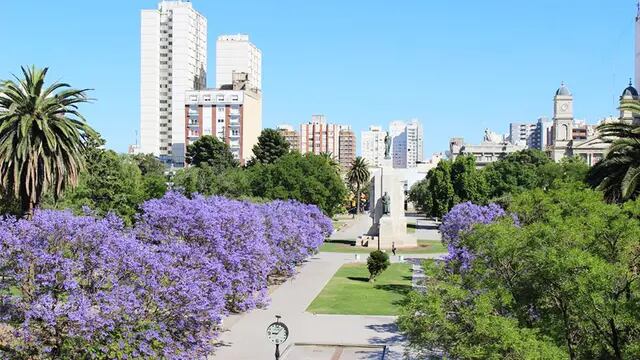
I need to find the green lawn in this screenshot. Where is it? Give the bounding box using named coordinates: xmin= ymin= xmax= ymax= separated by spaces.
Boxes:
xmin=319 ymin=240 xmax=447 ymax=254
xmin=307 ymin=263 xmax=412 ymax=315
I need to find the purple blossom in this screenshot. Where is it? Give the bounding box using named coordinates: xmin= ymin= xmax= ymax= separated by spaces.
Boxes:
xmin=440 ymin=202 xmax=506 ymax=270
xmin=0 ymin=191 xmax=332 ymax=358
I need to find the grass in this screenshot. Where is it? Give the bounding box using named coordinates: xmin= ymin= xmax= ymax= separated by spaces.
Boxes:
xmin=318 ymin=240 xmax=447 ymax=254
xmin=406 ymin=223 xmax=416 ymax=234
xmin=306 ymin=263 xmax=412 ymax=315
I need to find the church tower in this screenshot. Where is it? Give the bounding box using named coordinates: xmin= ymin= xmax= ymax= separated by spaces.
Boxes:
xmin=620 ymin=79 xmax=640 ymax=125
xmin=551 ymin=83 xmax=574 ymax=161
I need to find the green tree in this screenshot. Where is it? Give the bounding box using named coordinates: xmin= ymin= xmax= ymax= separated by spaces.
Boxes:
xmin=367 ymin=250 xmax=390 ymax=281
xmin=408 ymin=176 xmax=432 ymax=214
xmin=483 ymin=149 xmax=552 ymax=198
xmin=0 ymin=66 xmax=96 ymax=218
xmin=250 ymin=128 xmax=290 ymax=164
xmin=185 ymin=135 xmax=239 ymax=170
xmin=451 ymin=155 xmax=488 ymax=204
xmin=587 ymin=121 xmax=640 ymax=202
xmin=346 ymin=157 xmax=370 ymax=214
xmin=428 ymin=161 xmax=454 ymax=217
xmin=130 ymin=153 xmax=165 ymax=176
xmin=400 ymin=183 xmax=640 ymax=359
xmin=247 ymin=152 xmax=347 ymax=216
xmin=53 ymin=146 xmax=146 ymax=224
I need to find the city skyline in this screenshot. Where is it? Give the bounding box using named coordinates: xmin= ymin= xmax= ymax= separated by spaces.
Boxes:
xmin=0 ymin=0 xmax=636 ymax=157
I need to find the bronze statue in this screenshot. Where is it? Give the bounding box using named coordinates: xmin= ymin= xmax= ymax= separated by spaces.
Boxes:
xmin=382 ymin=192 xmax=390 ymax=215
xmin=384 ymin=132 xmax=391 ymax=159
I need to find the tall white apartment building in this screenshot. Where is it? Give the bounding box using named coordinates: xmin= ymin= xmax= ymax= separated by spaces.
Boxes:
xmin=361 ymin=126 xmax=386 ymax=167
xmin=140 ymin=1 xmax=207 ymax=165
xmin=407 ymin=119 xmax=424 ymax=162
xmin=390 ymin=119 xmax=423 ymax=168
xmin=216 ymin=34 xmax=262 ymax=91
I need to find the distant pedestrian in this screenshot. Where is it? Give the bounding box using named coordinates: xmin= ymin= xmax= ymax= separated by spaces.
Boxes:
xmin=392 ymin=242 xmax=397 ymax=256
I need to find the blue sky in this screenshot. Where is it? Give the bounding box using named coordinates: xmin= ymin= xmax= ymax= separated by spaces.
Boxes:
xmin=0 ymin=1 xmax=636 ymax=157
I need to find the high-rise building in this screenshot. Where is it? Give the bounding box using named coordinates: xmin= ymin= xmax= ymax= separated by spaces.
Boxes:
xmin=361 ymin=126 xmax=386 ymax=167
xmin=299 ymin=115 xmax=341 ymax=158
xmin=508 ymin=122 xmax=538 ymax=147
xmin=389 ymin=120 xmax=423 ymax=168
xmin=140 ymin=1 xmax=207 ymax=165
xmin=338 ymin=127 xmax=356 ymax=169
xmin=407 ymin=119 xmax=424 ymax=163
xmin=184 ymin=73 xmax=262 ymax=165
xmin=216 ymin=34 xmax=262 ymax=92
xmin=277 ymin=124 xmax=300 ymax=150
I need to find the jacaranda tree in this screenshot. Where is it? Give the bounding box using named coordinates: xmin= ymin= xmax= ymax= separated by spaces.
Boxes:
xmin=0 ymin=192 xmax=333 ymax=358
xmin=0 ymin=66 xmax=96 ymax=219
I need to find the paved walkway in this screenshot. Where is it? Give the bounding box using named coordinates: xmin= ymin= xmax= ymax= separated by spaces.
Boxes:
xmin=330 ymin=214 xmax=373 ymax=241
xmin=211 ymin=251 xmax=446 ymax=359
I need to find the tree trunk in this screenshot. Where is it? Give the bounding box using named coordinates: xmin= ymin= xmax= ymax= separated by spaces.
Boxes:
xmin=356 ymin=183 xmax=361 ymax=215
xmin=21 ymin=197 xmax=34 ymax=220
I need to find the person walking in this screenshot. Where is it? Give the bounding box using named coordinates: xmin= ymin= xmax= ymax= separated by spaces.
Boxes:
xmin=392 ymin=242 xmax=397 ymax=256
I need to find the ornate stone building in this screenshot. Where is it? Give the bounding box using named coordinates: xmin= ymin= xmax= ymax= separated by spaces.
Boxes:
xmin=547 ymin=82 xmax=640 ymax=166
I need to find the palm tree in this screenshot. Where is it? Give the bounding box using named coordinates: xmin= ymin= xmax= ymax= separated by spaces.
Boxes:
xmin=0 ymin=66 xmax=96 ymax=218
xmin=587 ymin=99 xmax=640 ymax=202
xmin=347 ymin=157 xmax=370 ymax=215
xmin=318 ymin=152 xmax=341 ymax=173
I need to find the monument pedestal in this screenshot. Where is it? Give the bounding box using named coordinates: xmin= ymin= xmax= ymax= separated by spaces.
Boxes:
xmin=368 ymin=159 xmax=417 ymax=249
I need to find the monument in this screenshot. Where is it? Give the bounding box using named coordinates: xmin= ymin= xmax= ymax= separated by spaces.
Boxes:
xmin=367 ymin=132 xmax=417 ymax=249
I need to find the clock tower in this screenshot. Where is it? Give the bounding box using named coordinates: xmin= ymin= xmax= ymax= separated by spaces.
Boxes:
xmin=551 ymin=82 xmax=574 ymax=161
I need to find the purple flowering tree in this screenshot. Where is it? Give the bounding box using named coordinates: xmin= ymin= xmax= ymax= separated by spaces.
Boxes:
xmin=0 ymin=210 xmax=226 ymax=359
xmin=260 ymin=200 xmax=333 ymax=277
xmin=0 ymin=192 xmax=332 ymax=358
xmin=440 ymin=202 xmax=505 ymax=269
xmin=135 ymin=192 xmax=332 ymax=310
xmin=136 ymin=192 xmax=274 ymax=312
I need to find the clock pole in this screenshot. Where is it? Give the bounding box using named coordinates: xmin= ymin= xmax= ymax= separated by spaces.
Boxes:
xmin=274 ymin=315 xmax=281 ymax=360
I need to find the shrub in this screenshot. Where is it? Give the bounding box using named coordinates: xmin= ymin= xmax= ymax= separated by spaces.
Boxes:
xmin=367 ymin=250 xmax=390 ymax=281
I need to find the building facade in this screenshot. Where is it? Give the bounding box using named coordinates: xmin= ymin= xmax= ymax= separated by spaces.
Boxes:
xmin=338 ymin=127 xmax=356 ymax=169
xmin=216 ymin=34 xmax=262 ymax=92
xmin=184 ymin=77 xmax=262 ymax=165
xmin=140 ymin=0 xmax=207 ymax=164
xmin=299 ymin=115 xmax=341 ymax=158
xmin=449 ymin=131 xmax=526 ymax=167
xmin=361 ymin=126 xmax=386 ymax=167
xmin=277 ymin=124 xmax=300 ymax=151
xmin=390 ymin=120 xmax=423 ymax=168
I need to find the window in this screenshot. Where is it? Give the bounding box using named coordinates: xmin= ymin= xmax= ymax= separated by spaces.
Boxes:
xmin=231 ymin=95 xmax=239 ymax=101
xmin=203 ymin=95 xmax=211 ymax=101
xmin=217 ymin=95 xmax=225 ymax=101
xmin=189 ymin=95 xmax=198 ymax=101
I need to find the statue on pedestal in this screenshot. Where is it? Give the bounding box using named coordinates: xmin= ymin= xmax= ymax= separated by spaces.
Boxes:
xmin=384 ymin=132 xmax=391 ymax=159
xmin=382 ymin=192 xmax=390 ymax=215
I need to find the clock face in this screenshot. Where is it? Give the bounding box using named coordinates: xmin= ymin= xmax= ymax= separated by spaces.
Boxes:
xmin=561 ymin=103 xmax=569 ymax=111
xmin=266 ymin=322 xmax=289 ymax=345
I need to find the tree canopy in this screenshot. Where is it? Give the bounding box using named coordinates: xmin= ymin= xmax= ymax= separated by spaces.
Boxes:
xmin=185 ymin=135 xmax=239 ymax=170
xmin=400 ymin=183 xmax=640 ymax=359
xmin=250 ymin=128 xmax=290 ymax=165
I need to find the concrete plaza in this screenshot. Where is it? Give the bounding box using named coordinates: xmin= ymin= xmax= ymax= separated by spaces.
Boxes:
xmin=211 ymin=250 xmax=445 ymax=359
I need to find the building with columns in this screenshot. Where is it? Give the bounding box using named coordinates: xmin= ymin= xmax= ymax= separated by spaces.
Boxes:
xmin=546 ymin=82 xmax=639 ymax=166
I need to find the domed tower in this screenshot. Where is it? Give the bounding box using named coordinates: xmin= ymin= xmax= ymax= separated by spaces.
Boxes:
xmin=553 ymin=82 xmax=573 ymax=142
xmin=620 ymin=79 xmax=639 ymax=125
